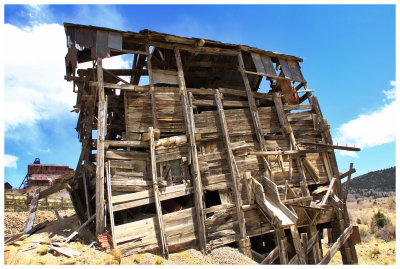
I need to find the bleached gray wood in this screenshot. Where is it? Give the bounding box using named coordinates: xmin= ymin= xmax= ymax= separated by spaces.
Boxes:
xmin=95 ymin=58 xmax=106 ymax=235
xmin=214 ymin=89 xmax=251 ymax=257
xmin=174 ymin=47 xmax=207 ymax=252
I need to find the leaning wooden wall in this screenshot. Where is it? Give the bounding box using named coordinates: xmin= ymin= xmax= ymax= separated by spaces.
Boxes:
xmin=64 ymin=23 xmax=358 ymax=264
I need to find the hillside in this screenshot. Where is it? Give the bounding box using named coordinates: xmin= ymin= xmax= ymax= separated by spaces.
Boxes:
xmin=344 ymin=167 xmax=396 ymax=200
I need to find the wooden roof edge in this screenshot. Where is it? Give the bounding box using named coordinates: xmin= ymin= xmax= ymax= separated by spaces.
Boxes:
xmin=63 ymin=22 xmax=303 ymax=62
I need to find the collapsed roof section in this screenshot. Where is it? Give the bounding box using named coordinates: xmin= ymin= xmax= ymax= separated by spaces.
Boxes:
xmin=65 ymin=23 xmax=304 ymax=102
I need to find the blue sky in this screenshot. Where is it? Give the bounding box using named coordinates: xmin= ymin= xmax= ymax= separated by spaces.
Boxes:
xmin=2 ymin=4 xmax=396 ymax=189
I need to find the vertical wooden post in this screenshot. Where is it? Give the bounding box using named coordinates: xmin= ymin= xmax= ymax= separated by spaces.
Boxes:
xmin=105 ymin=161 xmax=117 ymax=249
xmin=290 ymin=226 xmax=307 ymax=264
xmin=12 ymin=195 xmax=16 ymax=212
xmin=279 ymin=236 xmax=289 ymax=264
xmin=273 ymin=92 xmax=310 ymax=198
xmin=24 ymin=188 xmax=40 ymax=233
xmin=82 ymin=169 xmax=91 ymax=218
xmin=301 ymin=233 xmax=308 ymax=262
xmin=149 ymin=127 xmax=169 ymax=258
xmin=308 ymin=225 xmax=322 ymax=263
xmin=146 ymin=44 xmax=158 ymax=129
xmin=214 ymin=89 xmax=251 ymax=258
xmin=174 ymin=47 xmax=207 ymax=252
xmin=237 ymin=52 xmax=272 ymax=178
xmin=310 ymin=95 xmax=357 ymax=264
xmin=96 ymin=58 xmax=107 ymax=235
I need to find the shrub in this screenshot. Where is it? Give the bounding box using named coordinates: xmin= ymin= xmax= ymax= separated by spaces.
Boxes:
xmin=375 ymin=225 xmax=396 ymax=242
xmin=370 ymin=210 xmax=391 ymax=233
xmin=356 ymin=218 xmax=362 ymax=224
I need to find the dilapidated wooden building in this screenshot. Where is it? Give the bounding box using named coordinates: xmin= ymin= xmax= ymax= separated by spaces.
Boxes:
xmin=62 ymin=22 xmax=359 ymax=264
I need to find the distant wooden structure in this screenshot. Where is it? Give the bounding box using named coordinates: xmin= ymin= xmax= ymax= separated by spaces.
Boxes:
xmin=62 ymin=22 xmax=359 ymax=264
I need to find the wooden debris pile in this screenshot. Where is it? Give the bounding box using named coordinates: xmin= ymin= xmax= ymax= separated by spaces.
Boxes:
xmin=59 ymin=22 xmax=359 ymax=264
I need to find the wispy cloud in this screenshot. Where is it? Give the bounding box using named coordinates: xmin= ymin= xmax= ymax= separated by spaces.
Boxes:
xmin=5 ymin=154 xmax=18 ymax=168
xmin=334 ymin=81 xmax=396 ymax=157
xmin=4 ymin=6 xmax=129 ymax=134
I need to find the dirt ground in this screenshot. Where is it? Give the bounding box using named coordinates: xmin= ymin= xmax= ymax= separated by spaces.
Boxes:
xmin=4 ymin=196 xmax=395 ymax=265
xmin=4 ymin=210 xmax=256 ymax=265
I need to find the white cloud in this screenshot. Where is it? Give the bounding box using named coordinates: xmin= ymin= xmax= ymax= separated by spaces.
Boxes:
xmin=4 ymin=23 xmax=130 ymax=132
xmin=334 ymin=81 xmax=396 ymax=156
xmin=4 ymin=154 xmax=18 ymax=168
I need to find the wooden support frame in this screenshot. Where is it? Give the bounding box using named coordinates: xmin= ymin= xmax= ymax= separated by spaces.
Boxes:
xmin=62 ymin=24 xmax=359 ymax=263
xmin=149 ymin=127 xmax=169 ymax=258
xmin=319 ymin=225 xmax=354 ymax=264
xmin=174 ymin=47 xmax=207 ymax=252
xmin=95 ymin=58 xmax=107 ymax=235
xmin=214 ymin=89 xmax=251 ymax=257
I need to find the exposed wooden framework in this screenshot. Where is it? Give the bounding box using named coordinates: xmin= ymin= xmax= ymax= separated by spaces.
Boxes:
xmin=61 ymin=23 xmax=358 ymax=264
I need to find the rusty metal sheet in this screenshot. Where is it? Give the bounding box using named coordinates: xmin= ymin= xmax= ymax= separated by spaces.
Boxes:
xmin=261 ymin=55 xmax=277 ymax=77
xmin=279 ymin=58 xmax=292 ymax=79
xmin=251 ymin=52 xmax=265 ymax=74
xmin=65 ymin=26 xmax=96 ymax=50
xmin=152 ymin=69 xmax=179 ymax=85
xmin=288 ymin=60 xmax=304 ymax=81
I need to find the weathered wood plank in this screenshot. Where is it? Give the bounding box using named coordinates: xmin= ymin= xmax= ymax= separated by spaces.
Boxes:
xmin=24 ymin=188 xmax=40 ymax=233
xmin=318 ymin=225 xmax=354 ymax=265
xmin=149 ymin=127 xmax=168 ymax=258
xmin=95 ymin=58 xmax=106 ymax=234
xmin=105 ymin=161 xmax=116 ymax=248
xmin=214 ymin=89 xmax=251 ymax=257
xmin=174 ymin=47 xmax=207 ymax=251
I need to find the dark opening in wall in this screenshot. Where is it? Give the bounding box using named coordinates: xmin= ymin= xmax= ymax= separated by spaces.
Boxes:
xmin=204 ymin=190 xmax=222 ymax=208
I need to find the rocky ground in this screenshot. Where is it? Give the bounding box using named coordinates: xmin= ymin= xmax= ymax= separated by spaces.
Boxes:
xmin=4 ymin=210 xmax=75 ymax=235
xmin=4 ymin=210 xmax=256 ymax=265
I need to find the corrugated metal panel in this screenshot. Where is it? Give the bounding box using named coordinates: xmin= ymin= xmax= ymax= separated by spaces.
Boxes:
xmin=288 ymin=60 xmax=304 ymax=82
xmin=260 ymin=55 xmax=277 ymax=77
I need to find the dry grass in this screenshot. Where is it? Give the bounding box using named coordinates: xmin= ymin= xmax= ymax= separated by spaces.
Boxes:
xmin=325 ymin=195 xmax=396 ymax=265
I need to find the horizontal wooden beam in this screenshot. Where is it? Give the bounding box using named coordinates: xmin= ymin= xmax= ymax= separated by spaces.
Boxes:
xmin=187 ymin=87 xmax=273 ymax=101
xmin=149 ymin=40 xmax=239 ymax=56
xmin=192 ymin=99 xmax=250 ymax=108
xmin=249 ymin=148 xmax=332 ymax=156
xmin=300 ymin=142 xmax=360 ymax=151
xmin=283 ymin=196 xmax=313 ymax=205
xmin=339 ymin=168 xmax=356 ymax=180
xmin=244 ymin=70 xmax=306 ymax=83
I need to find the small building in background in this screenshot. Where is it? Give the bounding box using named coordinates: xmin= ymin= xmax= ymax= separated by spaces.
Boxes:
xmin=4 ymin=182 xmax=12 ymax=190
xmin=20 ymin=158 xmax=73 ymax=199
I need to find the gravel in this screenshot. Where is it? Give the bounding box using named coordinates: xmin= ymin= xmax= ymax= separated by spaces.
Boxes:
xmin=4 ymin=210 xmax=75 ymax=235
